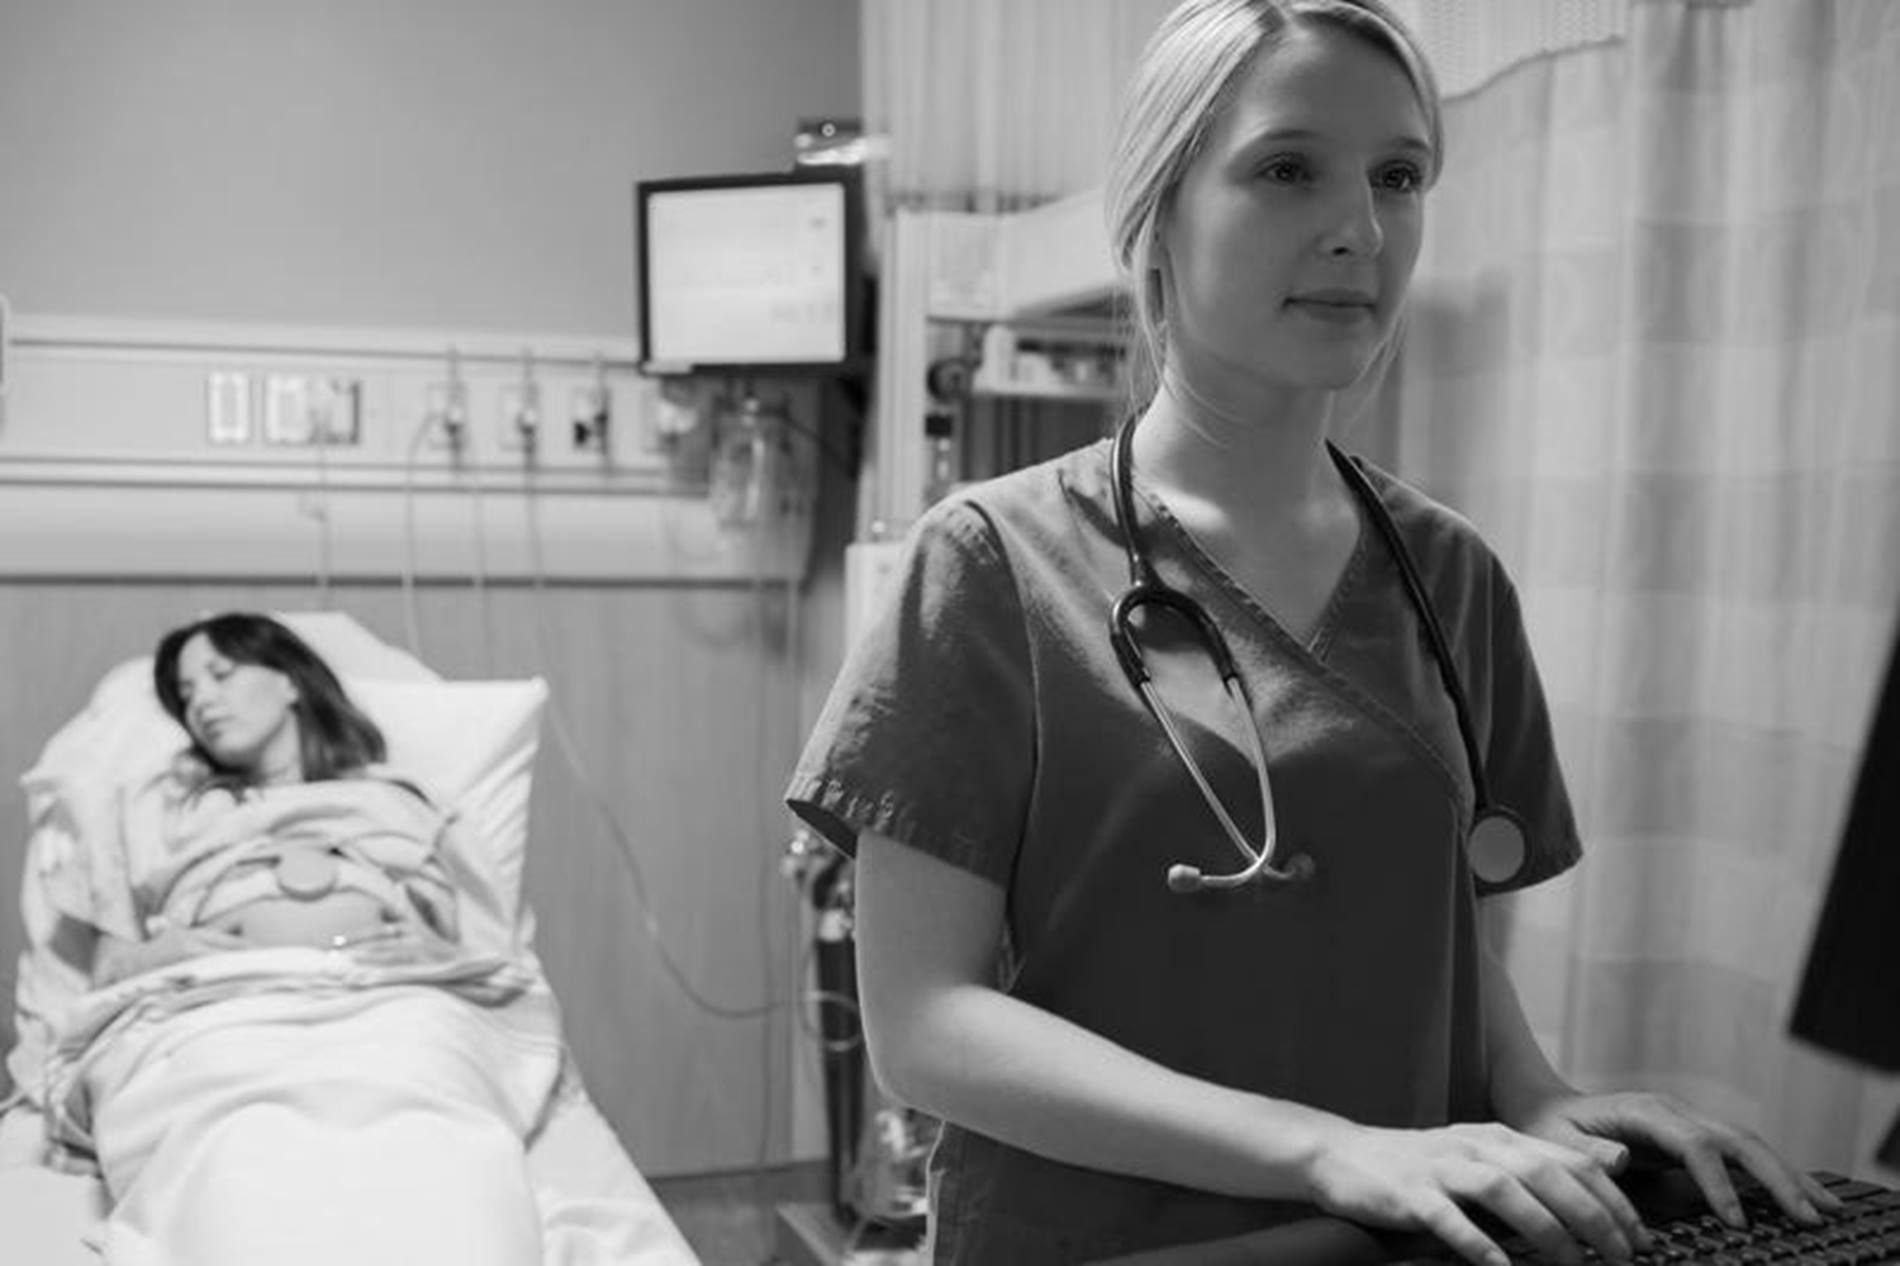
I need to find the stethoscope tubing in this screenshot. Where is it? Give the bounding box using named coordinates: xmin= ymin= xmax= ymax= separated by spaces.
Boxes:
xmin=1109 ymin=414 xmax=1518 ymax=893
xmin=1324 ymin=442 xmax=1496 ymax=814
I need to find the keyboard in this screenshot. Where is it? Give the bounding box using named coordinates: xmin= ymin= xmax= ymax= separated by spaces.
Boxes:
xmin=1088 ymin=1169 xmax=1900 ymax=1265
xmin=1467 ymin=1167 xmax=1900 ymax=1266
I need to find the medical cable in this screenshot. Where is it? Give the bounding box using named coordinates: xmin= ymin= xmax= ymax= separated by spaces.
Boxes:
xmin=749 ymin=529 xmax=788 ymax=1201
xmin=773 ymin=402 xmax=857 ymax=478
xmin=311 ymin=411 xmax=334 ymax=610
xmin=520 ymin=458 xmax=792 ymax=1202
xmin=781 ymin=571 xmax=863 ymax=1055
xmin=518 ymin=414 xmax=862 ymax=1194
xmin=517 ymin=463 xmax=781 ymax=1020
xmin=399 ymin=416 xmax=433 ymax=661
xmin=464 ymin=443 xmax=496 ymax=677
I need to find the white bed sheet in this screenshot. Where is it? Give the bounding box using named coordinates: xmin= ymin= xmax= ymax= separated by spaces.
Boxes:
xmin=0 ymin=1061 xmax=700 ymax=1265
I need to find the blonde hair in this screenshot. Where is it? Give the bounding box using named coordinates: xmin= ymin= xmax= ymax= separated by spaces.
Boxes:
xmin=1104 ymin=0 xmax=1443 ymax=409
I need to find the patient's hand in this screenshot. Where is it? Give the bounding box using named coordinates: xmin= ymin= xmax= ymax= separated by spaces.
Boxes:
xmin=345 ymin=922 xmax=462 ymax=967
xmin=93 ymin=927 xmax=249 ymax=988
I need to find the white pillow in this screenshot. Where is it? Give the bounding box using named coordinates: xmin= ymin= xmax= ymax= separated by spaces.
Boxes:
xmin=275 ymin=612 xmax=437 ymax=683
xmin=346 ymin=677 xmax=546 ymax=922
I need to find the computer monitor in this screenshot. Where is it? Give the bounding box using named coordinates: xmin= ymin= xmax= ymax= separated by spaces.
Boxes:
xmin=634 ymin=169 xmax=867 ymax=378
xmin=1789 ymin=607 xmax=1900 ymax=1073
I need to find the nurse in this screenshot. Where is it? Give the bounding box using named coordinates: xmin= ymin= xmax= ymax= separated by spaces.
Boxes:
xmin=786 ymin=2 xmax=1832 ymax=1261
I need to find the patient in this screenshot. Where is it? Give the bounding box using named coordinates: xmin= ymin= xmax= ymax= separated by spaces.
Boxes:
xmin=72 ymin=612 xmax=463 ymax=986
xmin=25 ymin=613 xmax=558 ymax=1266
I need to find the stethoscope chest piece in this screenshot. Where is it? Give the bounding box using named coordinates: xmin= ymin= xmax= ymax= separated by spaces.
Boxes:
xmin=1468 ymin=809 xmax=1528 ymax=888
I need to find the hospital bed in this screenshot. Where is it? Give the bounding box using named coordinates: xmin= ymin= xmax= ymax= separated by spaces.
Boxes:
xmin=0 ymin=612 xmax=701 ymax=1265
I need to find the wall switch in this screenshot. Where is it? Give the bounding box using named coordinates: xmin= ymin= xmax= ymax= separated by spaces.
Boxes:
xmin=206 ymin=372 xmax=253 ymax=444
xmin=263 ymin=374 xmax=314 ymax=444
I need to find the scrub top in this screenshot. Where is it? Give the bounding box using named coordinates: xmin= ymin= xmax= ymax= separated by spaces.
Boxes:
xmin=786 ymin=439 xmax=1582 ymax=1264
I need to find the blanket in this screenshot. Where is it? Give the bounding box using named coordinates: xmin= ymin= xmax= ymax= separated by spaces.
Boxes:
xmin=41 ymin=947 xmax=564 ymax=1266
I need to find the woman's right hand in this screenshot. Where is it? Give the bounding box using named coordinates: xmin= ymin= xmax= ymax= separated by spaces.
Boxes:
xmin=1305 ymin=1121 xmax=1652 ymax=1266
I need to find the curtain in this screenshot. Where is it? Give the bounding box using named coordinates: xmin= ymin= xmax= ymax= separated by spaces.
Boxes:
xmin=861 ymin=0 xmax=1628 ymax=210
xmin=1394 ymin=1 xmax=1900 ymax=1173
xmin=1385 ymin=0 xmax=1628 ymax=98
xmin=862 ymin=0 xmax=1176 ymax=213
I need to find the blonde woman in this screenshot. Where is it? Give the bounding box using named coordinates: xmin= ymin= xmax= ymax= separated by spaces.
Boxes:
xmin=789 ymin=2 xmax=1832 ymax=1261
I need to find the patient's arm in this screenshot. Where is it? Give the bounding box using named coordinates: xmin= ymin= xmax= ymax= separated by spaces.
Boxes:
xmin=92 ymin=926 xmax=247 ymax=988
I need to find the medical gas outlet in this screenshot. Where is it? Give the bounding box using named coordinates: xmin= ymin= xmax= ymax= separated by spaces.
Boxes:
xmin=571 ymin=357 xmax=612 ymax=454
xmin=498 ymin=350 xmax=541 ymax=453
xmin=424 ymin=383 xmax=470 ymax=452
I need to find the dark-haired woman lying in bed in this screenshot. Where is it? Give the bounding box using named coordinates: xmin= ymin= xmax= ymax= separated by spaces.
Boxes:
xmin=30 ymin=612 xmax=561 ymax=1266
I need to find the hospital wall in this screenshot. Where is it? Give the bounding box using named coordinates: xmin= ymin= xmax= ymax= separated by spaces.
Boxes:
xmin=0 ymin=0 xmax=861 ymax=1178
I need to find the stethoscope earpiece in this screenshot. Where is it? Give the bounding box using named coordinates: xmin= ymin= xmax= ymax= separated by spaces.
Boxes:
xmin=1167 ymin=851 xmax=1316 ymax=895
xmin=1165 ymin=864 xmax=1203 ymax=895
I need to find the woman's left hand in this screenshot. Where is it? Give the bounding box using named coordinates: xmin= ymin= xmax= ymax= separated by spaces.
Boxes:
xmin=1507 ymin=1090 xmax=1843 ymax=1229
xmin=343 ymin=922 xmax=462 ymax=967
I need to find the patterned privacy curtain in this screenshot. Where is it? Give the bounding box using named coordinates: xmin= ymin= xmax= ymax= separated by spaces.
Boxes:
xmin=1393 ymin=1 xmax=1900 ymax=1173
xmin=862 ymin=0 xmax=1629 ymax=208
xmin=862 ymin=0 xmax=1176 ymax=213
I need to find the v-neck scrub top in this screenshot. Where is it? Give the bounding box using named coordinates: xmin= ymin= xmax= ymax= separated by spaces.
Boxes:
xmin=786 ymin=440 xmax=1582 ymax=1263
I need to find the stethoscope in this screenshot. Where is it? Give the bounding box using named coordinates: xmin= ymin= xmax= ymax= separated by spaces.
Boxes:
xmin=1108 ymin=415 xmax=1529 ymax=895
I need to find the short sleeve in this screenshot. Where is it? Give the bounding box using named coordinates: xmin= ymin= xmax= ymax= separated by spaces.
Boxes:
xmin=786 ymin=501 xmax=1035 ymax=887
xmin=1476 ymin=570 xmax=1583 ymax=893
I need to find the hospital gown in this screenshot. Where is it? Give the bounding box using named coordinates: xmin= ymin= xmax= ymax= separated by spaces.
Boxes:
xmin=786 ymin=438 xmax=1583 ymax=1263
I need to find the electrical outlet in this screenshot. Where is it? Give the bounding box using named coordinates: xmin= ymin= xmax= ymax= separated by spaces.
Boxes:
xmin=206 ymin=372 xmax=253 ymax=444
xmin=313 ymin=379 xmax=362 ymax=444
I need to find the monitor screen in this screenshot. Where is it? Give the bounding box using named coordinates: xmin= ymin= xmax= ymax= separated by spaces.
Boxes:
xmin=635 ymin=170 xmax=865 ymax=377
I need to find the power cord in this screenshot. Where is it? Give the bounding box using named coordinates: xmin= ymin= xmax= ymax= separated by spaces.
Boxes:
xmin=515 ymin=419 xmax=870 ymax=1212
xmin=464 ymin=444 xmax=495 ymax=677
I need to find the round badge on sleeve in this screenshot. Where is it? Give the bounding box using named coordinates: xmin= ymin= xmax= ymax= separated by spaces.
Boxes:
xmin=1468 ymin=811 xmax=1528 ymax=887
xmin=275 ymin=850 xmax=340 ymax=900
